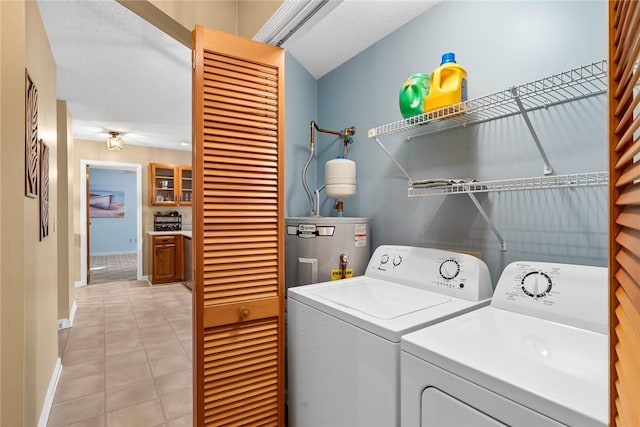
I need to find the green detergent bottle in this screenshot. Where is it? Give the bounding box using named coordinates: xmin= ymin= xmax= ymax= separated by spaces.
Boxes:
xmin=399 ymin=73 xmax=430 ymax=119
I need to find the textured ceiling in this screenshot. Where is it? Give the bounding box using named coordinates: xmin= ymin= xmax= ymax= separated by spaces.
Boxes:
xmin=37 ymin=0 xmax=439 ymax=151
xmin=38 ymin=0 xmax=192 ymax=151
xmin=284 ymin=0 xmax=440 ymax=79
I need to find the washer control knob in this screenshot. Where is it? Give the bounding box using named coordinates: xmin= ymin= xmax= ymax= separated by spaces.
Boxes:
xmin=392 ymin=255 xmax=402 ymax=266
xmin=521 ymin=271 xmax=553 ymax=298
xmin=380 ymin=254 xmax=389 ymax=264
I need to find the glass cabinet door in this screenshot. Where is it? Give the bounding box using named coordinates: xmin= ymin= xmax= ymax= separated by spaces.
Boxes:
xmin=150 ymin=163 xmax=192 ymax=206
xmin=180 ymin=167 xmax=192 ymax=206
xmin=151 ymin=164 xmax=177 ymax=205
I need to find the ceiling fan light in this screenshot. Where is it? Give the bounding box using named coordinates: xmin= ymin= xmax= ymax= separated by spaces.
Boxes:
xmin=107 ymin=131 xmax=123 ymax=151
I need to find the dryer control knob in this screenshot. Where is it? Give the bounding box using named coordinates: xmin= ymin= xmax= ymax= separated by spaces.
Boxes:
xmin=393 ymin=255 xmax=402 ymax=266
xmin=439 ymin=259 xmax=460 ymax=280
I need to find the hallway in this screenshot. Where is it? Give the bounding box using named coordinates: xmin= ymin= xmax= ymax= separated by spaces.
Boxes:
xmin=49 ymin=280 xmax=192 ymax=426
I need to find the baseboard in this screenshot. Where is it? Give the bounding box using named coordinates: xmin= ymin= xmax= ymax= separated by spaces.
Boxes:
xmin=37 ymin=357 xmax=62 ymax=427
xmin=141 ymin=275 xmax=149 ymax=281
xmin=91 ymin=250 xmax=137 ymax=256
xmin=57 ymin=300 xmax=78 ymax=330
xmin=57 ymin=318 xmax=71 ymax=330
xmin=69 ymin=300 xmax=78 ymax=327
xmin=74 ymin=281 xmax=84 ymax=288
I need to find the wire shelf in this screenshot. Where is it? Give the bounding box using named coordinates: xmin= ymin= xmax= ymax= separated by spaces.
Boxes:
xmin=408 ymin=171 xmax=609 ymax=197
xmin=368 ymin=60 xmax=608 ymax=140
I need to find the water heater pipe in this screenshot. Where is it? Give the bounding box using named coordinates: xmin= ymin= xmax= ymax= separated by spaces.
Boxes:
xmin=314 ymin=185 xmax=326 ymax=219
xmin=342 ymin=127 xmax=356 ymax=158
xmin=301 ymin=142 xmax=315 ymax=216
xmin=303 ymin=121 xmax=356 ymax=216
xmin=339 ymin=253 xmax=350 ymax=279
xmin=311 ymin=120 xmax=344 ymax=139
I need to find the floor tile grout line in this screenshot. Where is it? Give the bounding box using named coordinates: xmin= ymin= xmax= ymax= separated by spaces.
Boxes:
xmin=89 ymin=253 xmax=137 ymax=285
xmin=150 ymin=293 xmax=172 ymax=425
xmin=52 ymin=279 xmax=193 ymax=427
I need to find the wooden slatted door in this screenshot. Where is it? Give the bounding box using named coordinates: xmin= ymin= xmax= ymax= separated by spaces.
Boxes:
xmin=609 ymin=1 xmax=640 ymax=426
xmin=192 ymin=26 xmax=285 ymax=426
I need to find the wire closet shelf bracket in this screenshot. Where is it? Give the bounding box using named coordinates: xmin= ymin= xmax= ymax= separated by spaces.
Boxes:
xmin=367 ymin=59 xmax=610 ymax=251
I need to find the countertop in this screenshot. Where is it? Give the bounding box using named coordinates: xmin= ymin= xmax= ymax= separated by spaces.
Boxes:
xmin=147 ymin=230 xmax=192 ymax=238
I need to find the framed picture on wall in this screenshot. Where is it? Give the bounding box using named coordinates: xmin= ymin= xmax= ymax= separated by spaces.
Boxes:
xmin=89 ymin=185 xmax=125 ymax=218
xmin=25 ymin=70 xmax=39 ymax=198
xmin=39 ymin=139 xmax=49 ymax=240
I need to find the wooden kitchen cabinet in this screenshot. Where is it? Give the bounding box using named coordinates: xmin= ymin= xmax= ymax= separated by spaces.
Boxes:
xmin=149 ymin=163 xmax=192 ymax=206
xmin=150 ymin=235 xmax=184 ymax=284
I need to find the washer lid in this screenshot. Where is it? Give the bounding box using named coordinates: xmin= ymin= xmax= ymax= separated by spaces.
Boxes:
xmin=311 ymin=279 xmax=449 ymax=320
xmin=288 ymin=277 xmax=490 ymax=342
xmin=401 ymin=307 xmax=608 ymax=427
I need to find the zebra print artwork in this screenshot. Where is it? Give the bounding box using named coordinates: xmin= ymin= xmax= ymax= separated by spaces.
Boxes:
xmin=25 ymin=70 xmax=39 ymax=198
xmin=40 ymin=140 xmax=49 ymax=240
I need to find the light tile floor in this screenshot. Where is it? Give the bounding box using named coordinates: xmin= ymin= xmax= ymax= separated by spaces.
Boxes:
xmin=50 ymin=280 xmax=193 ymax=427
xmin=89 ymin=253 xmax=138 ymax=285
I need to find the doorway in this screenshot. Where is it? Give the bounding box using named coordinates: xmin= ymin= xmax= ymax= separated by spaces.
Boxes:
xmin=80 ymin=159 xmax=143 ymax=286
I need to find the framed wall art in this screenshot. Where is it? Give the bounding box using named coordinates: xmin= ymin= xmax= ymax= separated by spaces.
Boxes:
xmin=25 ymin=70 xmax=39 ymax=198
xmin=39 ymin=140 xmax=49 ymax=240
xmin=89 ymin=185 xmax=125 ymax=218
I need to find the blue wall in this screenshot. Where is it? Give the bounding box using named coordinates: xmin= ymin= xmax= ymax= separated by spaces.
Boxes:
xmin=90 ymin=168 xmax=137 ymax=254
xmin=312 ymin=1 xmax=607 ymax=282
xmin=285 ymin=52 xmax=318 ymax=217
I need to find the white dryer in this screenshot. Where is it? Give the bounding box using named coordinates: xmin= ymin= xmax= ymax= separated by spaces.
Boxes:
xmin=287 ymin=245 xmax=493 ymax=427
xmin=401 ymin=261 xmax=608 ymax=427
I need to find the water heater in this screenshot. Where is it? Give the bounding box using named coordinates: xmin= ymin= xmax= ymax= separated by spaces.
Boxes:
xmin=285 ymin=217 xmax=371 ymax=288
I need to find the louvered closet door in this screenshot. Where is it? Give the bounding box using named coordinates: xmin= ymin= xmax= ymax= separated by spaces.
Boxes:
xmin=192 ymin=26 xmax=285 ymax=426
xmin=609 ymin=2 xmax=640 ymax=426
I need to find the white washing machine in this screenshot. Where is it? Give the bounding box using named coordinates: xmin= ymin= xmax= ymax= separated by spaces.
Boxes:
xmin=287 ymin=245 xmax=493 ymax=427
xmin=401 ymin=261 xmax=608 ymax=427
